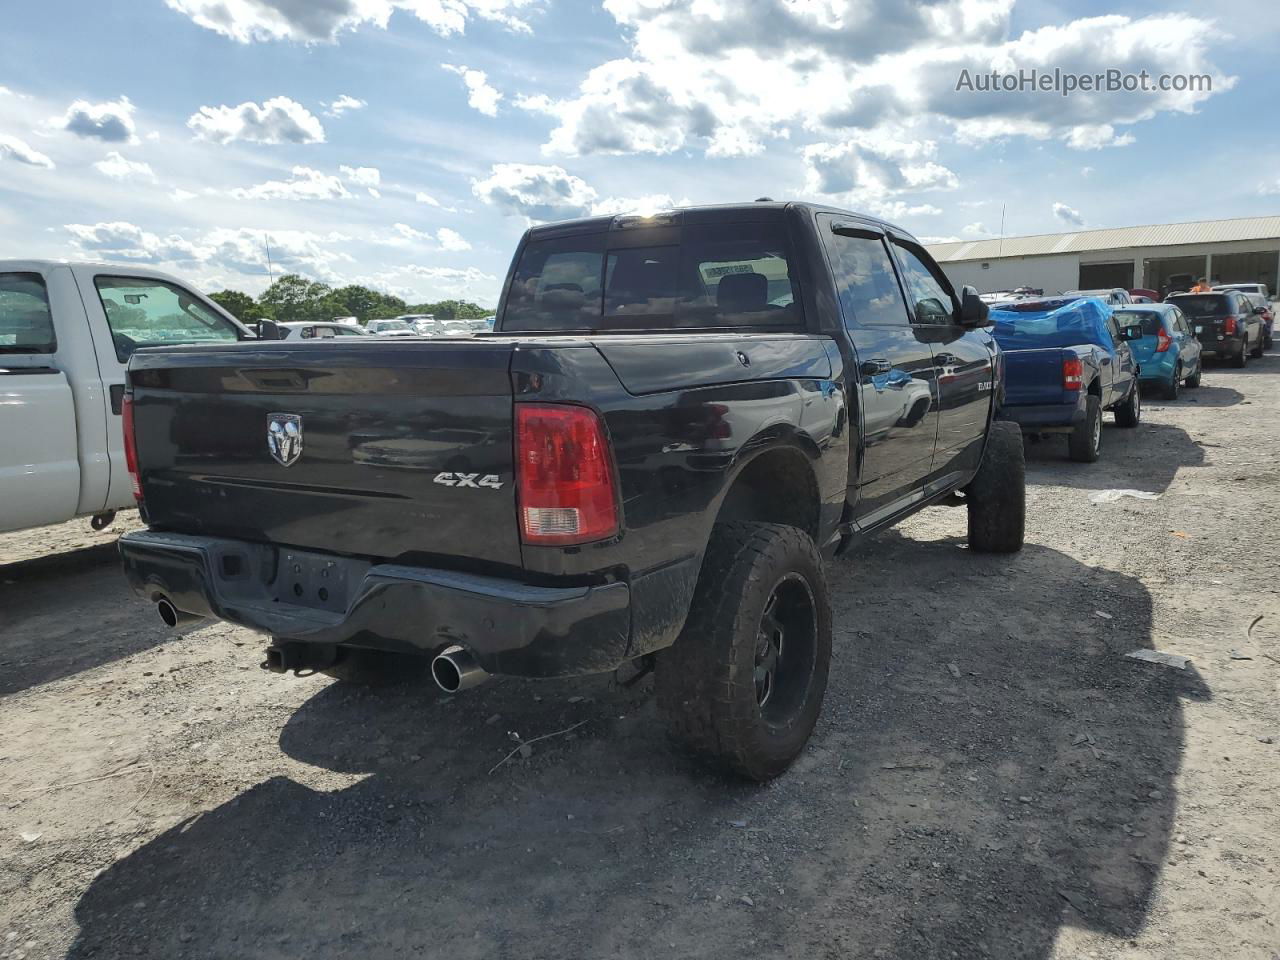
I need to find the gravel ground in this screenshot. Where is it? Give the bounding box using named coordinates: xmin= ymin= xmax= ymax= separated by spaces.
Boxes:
xmin=1 ymin=353 xmax=1277 ymax=960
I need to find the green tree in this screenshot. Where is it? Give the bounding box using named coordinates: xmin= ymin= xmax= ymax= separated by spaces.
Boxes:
xmin=327 ymin=285 xmax=406 ymax=323
xmin=208 ymin=289 xmax=257 ymax=320
xmin=258 ymin=274 xmax=333 ymax=324
xmin=407 ymin=299 xmax=492 ymax=320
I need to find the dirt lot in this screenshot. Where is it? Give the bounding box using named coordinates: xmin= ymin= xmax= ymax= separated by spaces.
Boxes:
xmin=2 ymin=355 xmax=1278 ymax=960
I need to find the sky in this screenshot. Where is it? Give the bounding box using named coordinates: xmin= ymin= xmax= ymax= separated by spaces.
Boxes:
xmin=2 ymin=0 xmax=1278 ymax=306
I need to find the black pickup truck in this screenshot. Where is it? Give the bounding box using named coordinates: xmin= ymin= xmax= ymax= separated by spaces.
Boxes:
xmin=119 ymin=202 xmax=1024 ymax=780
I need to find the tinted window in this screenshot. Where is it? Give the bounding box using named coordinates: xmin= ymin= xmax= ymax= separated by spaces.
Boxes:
xmin=95 ymin=277 xmax=239 ymax=361
xmin=893 ymin=242 xmax=956 ymax=324
xmin=1117 ymin=310 xmax=1165 ymax=336
xmin=826 ymin=231 xmax=910 ymax=327
xmin=0 ymin=272 xmax=56 ymax=353
xmin=1168 ymin=294 xmax=1229 ymax=317
xmin=501 ymin=223 xmax=802 ymax=332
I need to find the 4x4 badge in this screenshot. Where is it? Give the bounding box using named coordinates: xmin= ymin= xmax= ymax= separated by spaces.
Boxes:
xmin=267 ymin=413 xmax=303 ymax=467
xmin=433 ymin=472 xmax=504 ymax=489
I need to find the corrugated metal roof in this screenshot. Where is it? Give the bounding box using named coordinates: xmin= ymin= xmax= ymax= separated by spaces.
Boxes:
xmin=927 ymin=215 xmax=1280 ymax=263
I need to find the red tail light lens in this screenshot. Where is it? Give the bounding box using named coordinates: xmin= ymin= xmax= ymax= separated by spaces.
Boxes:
xmin=1062 ymin=356 xmax=1084 ymax=391
xmin=1155 ymin=328 xmax=1173 ymax=352
xmin=1223 ymin=315 xmax=1238 ymax=335
xmin=516 ymin=404 xmax=618 ymax=545
xmin=121 ymin=393 xmax=142 ymax=502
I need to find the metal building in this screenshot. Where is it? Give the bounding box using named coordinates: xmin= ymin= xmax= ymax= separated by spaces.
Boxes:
xmin=927 ymin=215 xmax=1280 ymax=297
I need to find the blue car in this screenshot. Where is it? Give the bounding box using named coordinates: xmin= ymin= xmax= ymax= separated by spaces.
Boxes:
xmin=1114 ymin=303 xmax=1203 ymax=401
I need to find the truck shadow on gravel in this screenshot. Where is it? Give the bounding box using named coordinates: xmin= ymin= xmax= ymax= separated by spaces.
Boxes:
xmin=0 ymin=544 xmax=171 ymax=697
xmin=67 ymin=535 xmax=1210 ymax=960
xmin=1024 ymin=420 xmax=1206 ymax=495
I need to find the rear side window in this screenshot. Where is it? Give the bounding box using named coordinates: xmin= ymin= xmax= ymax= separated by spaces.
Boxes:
xmin=0 ymin=272 xmax=56 ymax=354
xmin=1119 ymin=310 xmax=1165 ymax=336
xmin=95 ymin=276 xmax=240 ymax=361
xmin=501 ymin=222 xmax=803 ymax=332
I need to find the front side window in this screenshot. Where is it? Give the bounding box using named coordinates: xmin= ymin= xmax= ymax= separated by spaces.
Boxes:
xmin=95 ymin=276 xmax=239 ymax=361
xmin=893 ymin=243 xmax=956 ymax=324
xmin=0 ymin=272 xmax=56 ymax=354
xmin=824 ymin=227 xmax=910 ymax=327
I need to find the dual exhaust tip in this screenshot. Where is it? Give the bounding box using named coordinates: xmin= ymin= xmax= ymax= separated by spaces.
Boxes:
xmin=156 ymin=598 xmax=487 ymax=693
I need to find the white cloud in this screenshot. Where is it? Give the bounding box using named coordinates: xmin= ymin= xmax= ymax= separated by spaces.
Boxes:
xmin=802 ymin=135 xmax=959 ymax=213
xmin=1258 ymin=179 xmax=1280 ymax=196
xmin=170 ymin=188 xmax=198 ymax=202
xmin=415 ymin=191 xmax=441 ymax=206
xmin=524 ymin=3 xmax=1231 ymax=159
xmin=93 ymin=151 xmax=156 ymax=181
xmin=165 ymin=0 xmax=536 ymax=43
xmin=340 ymin=164 xmax=382 ymax=197
xmin=0 ymin=133 xmax=55 ymax=169
xmin=1052 ymin=202 xmax=1085 ymax=227
xmin=1081 ymin=166 xmax=1095 ymax=177
xmin=590 ymin=193 xmax=676 ymax=217
xmin=187 ymin=96 xmax=325 ymax=144
xmin=230 ymin=166 xmax=352 ymax=200
xmin=1064 ymin=124 xmax=1135 ymax=151
xmin=962 ymin=222 xmax=988 ymax=236
xmin=402 ymin=265 xmax=500 ymax=300
xmin=325 ymin=94 xmax=366 ymax=117
xmin=64 ymin=221 xmax=209 ymax=263
xmin=436 ymin=226 xmax=471 ymax=251
xmin=472 ymin=162 xmax=598 ymax=222
xmin=443 ymin=64 xmax=503 ymax=116
xmin=59 ymin=96 xmax=137 ymax=143
xmin=388 ymin=223 xmax=472 ymax=251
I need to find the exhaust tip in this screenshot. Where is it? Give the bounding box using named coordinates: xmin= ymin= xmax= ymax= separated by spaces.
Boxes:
xmin=156 ymin=597 xmax=180 ymax=629
xmin=431 ymin=645 xmax=486 ymax=693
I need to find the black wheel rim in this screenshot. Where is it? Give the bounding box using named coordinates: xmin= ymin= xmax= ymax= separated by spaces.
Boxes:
xmin=1091 ymin=409 xmax=1101 ymax=452
xmin=753 ymin=573 xmax=818 ymax=726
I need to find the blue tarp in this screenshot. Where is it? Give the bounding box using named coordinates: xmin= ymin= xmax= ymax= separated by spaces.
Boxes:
xmin=990 ymin=297 xmax=1117 ymax=353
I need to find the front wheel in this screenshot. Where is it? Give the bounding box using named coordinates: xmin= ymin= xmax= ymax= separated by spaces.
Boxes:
xmin=656 ymin=522 xmax=831 ymax=781
xmin=966 ymin=421 xmax=1025 ymax=554
xmin=1068 ymin=395 xmax=1102 ymax=462
xmin=1115 ymin=383 xmax=1141 ymax=428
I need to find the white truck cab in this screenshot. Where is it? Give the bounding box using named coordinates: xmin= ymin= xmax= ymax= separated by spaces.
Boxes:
xmin=0 ymin=260 xmax=250 ymax=534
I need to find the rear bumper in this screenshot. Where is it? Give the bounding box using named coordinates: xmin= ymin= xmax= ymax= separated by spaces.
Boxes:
xmin=119 ymin=531 xmax=635 ymax=678
xmin=1001 ymin=400 xmax=1085 ymax=430
xmin=1197 ymin=335 xmax=1244 ymax=358
xmin=1136 ymin=354 xmax=1176 ymax=381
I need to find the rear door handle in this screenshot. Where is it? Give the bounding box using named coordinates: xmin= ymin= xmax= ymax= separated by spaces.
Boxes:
xmin=109 ymin=383 xmax=125 ymax=415
xmin=861 ymin=359 xmax=893 ymax=376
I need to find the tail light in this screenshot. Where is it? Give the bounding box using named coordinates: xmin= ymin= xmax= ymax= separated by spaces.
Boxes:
xmin=1062 ymin=356 xmax=1083 ymax=391
xmin=1223 ymin=315 xmax=1238 ymax=335
xmin=121 ymin=392 xmax=143 ymax=502
xmin=516 ymin=404 xmax=619 ymax=545
xmin=1155 ymin=328 xmax=1173 ymax=352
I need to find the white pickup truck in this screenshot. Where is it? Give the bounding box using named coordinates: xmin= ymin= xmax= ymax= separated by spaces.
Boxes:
xmin=1 ymin=260 xmax=250 ymax=535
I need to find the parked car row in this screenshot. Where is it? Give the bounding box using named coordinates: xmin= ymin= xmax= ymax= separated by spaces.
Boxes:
xmin=989 ymin=282 xmax=1268 ymax=462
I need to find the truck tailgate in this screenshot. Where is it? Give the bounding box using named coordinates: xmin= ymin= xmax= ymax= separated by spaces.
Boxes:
xmin=128 ymin=340 xmax=521 ymax=567
xmin=1002 ymin=347 xmax=1066 ymax=406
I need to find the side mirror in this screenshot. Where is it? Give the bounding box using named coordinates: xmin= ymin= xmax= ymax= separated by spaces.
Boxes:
xmin=256 ymin=319 xmax=282 ymax=340
xmin=958 ymin=285 xmax=990 ymax=328
xmin=1118 ymin=324 xmax=1143 ymax=342
xmin=1255 ymin=305 xmax=1268 ymax=315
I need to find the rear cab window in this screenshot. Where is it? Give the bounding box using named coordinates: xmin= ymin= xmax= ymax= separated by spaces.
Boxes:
xmin=1168 ymin=294 xmax=1229 ymax=317
xmin=94 ymin=276 xmax=240 ymax=362
xmin=500 ymin=218 xmax=804 ymax=332
xmin=0 ymin=272 xmax=56 ymax=354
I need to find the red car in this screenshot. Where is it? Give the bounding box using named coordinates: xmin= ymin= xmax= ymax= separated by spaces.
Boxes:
xmin=1130 ymin=288 xmax=1160 ymax=303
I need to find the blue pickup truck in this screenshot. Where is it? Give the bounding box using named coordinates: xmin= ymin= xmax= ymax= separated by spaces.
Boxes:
xmin=991 ymin=297 xmax=1143 ymax=462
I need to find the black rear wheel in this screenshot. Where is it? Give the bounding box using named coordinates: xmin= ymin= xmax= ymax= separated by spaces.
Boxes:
xmin=656 ymin=522 xmax=831 ymax=781
xmin=1162 ymin=365 xmax=1181 ymax=401
xmin=1251 ymin=330 xmax=1265 ymax=358
xmin=1184 ymin=363 xmax=1202 ymax=388
xmin=1233 ymin=339 xmax=1248 ymax=368
xmin=1114 ymin=383 xmax=1141 ymax=428
xmin=1068 ymin=395 xmax=1102 ymax=462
